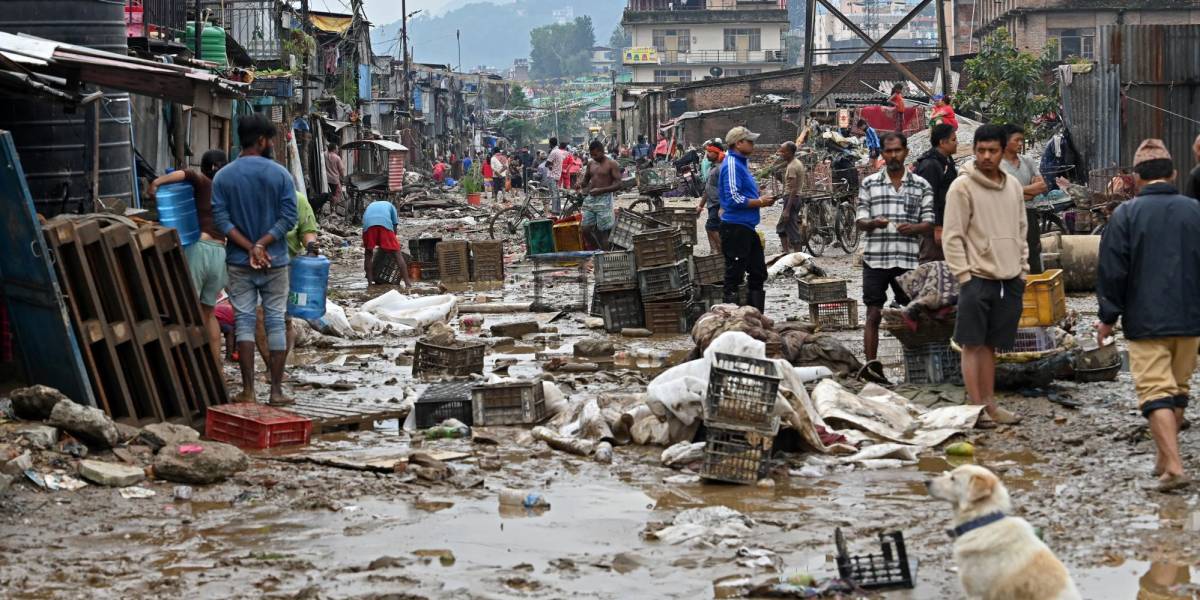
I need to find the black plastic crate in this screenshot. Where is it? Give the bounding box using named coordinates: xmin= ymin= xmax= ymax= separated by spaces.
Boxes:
xmin=413 ymin=340 xmax=485 ymax=379
xmin=596 ymin=289 xmax=644 ymax=333
xmin=633 ymin=227 xmax=689 ymax=268
xmin=594 ymin=251 xmax=637 ymax=291
xmin=902 ymin=342 xmax=962 ymax=385
xmin=610 ymin=209 xmax=668 ymax=250
xmin=638 ymin=259 xmax=691 ymax=302
xmin=695 ymin=284 xmax=747 ymax=310
xmin=371 ymin=251 xmax=407 ymax=285
xmin=692 ymin=253 xmax=725 ymax=286
xmin=471 ymin=380 xmax=546 ymax=426
xmin=704 ymin=353 xmax=781 ymax=434
xmin=835 ymin=528 xmax=914 ymax=590
xmin=415 ymin=382 xmax=474 ymax=428
xmin=409 ymin=238 xmax=441 ymax=264
xmin=643 ymin=300 xmax=694 ymax=334
xmin=796 ymin=277 xmax=849 ymax=303
xmin=700 ymin=424 xmax=773 ymax=485
xmin=808 ymin=299 xmax=859 ymax=330
xmin=649 ymin=206 xmax=699 ymax=246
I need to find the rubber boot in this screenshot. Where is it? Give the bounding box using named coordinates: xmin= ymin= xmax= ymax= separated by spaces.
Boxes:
xmin=747 ymin=290 xmax=766 ymax=314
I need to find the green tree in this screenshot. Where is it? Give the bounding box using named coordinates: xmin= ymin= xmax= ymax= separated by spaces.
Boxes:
xmin=956 ymin=28 xmax=1060 ymax=138
xmin=608 ymin=25 xmax=631 ymax=75
xmin=529 ymin=16 xmax=596 ymax=80
xmin=509 ymin=84 xmax=531 ymax=109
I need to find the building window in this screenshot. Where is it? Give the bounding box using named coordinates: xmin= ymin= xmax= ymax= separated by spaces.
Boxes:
xmin=724 ymin=28 xmax=762 ymax=51
xmin=652 ymin=29 xmax=691 ymax=53
xmin=1050 ymin=28 xmax=1095 ymax=60
xmin=728 ymin=68 xmax=762 ymax=76
xmin=653 ymin=69 xmax=692 ymax=83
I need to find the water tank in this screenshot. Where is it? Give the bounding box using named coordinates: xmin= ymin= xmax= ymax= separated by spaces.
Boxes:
xmin=154 ymin=180 xmax=200 ymax=246
xmin=185 ymin=22 xmax=228 ymax=67
xmin=288 ymin=256 xmax=330 ymax=320
xmin=0 ymin=0 xmax=134 ymax=216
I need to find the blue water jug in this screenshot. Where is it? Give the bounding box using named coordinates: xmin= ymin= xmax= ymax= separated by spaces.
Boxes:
xmin=156 ymin=180 xmax=201 ymax=246
xmin=288 ymin=255 xmax=330 ymax=319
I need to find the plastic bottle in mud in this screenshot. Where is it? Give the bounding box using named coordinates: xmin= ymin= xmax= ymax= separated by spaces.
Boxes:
xmin=498 ymin=488 xmax=551 ymax=508
xmin=595 ymin=441 xmax=613 ymax=464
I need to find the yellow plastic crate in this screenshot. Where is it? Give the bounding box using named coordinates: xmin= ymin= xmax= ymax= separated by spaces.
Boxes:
xmin=1020 ymin=269 xmax=1067 ymax=327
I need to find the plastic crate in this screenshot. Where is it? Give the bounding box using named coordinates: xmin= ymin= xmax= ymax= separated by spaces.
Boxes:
xmin=638 ymin=259 xmax=691 ymax=302
xmin=610 ymin=209 xmax=669 ymax=250
xmin=704 ymin=353 xmax=782 ymax=434
xmin=835 ymin=528 xmax=914 ymax=590
xmin=471 ymin=240 xmax=505 ymax=282
xmin=596 ymin=289 xmax=644 ymax=333
xmin=692 ymin=253 xmax=725 ymax=286
xmin=436 ymin=240 xmax=470 ymax=283
xmin=633 ymin=227 xmax=689 ymax=268
xmin=636 ymin=166 xmax=677 ymax=193
xmin=471 ymin=380 xmax=546 ymax=426
xmin=553 ymin=221 xmax=584 ymax=252
xmin=205 ymin=403 xmax=312 ymax=450
xmin=700 ymin=424 xmax=773 ymax=485
xmin=415 ymin=382 xmax=474 ymax=428
xmin=413 ymin=340 xmax=485 ymax=378
xmin=524 ymin=219 xmax=555 ymax=255
xmin=808 ymin=299 xmax=859 ymax=330
xmin=408 ymin=238 xmax=441 ymax=264
xmin=883 ymin=317 xmax=956 ymax=349
xmin=1003 ymin=327 xmax=1056 ymax=354
xmin=371 ymin=251 xmax=406 ymax=285
xmin=594 ymin=251 xmax=637 ymax=291
xmin=650 ymin=206 xmax=699 ymax=246
xmin=643 ymin=300 xmax=693 ymax=334
xmin=695 ymin=284 xmax=748 ymax=310
xmin=796 ymin=278 xmax=849 ymax=303
xmin=903 ymin=342 xmax=962 ymax=385
xmin=1020 ymin=269 xmax=1067 ymax=327
xmin=250 ymin=77 xmax=293 ymax=98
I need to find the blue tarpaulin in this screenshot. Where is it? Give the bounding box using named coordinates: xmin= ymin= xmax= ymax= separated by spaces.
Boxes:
xmin=357 ymin=64 xmax=371 ymax=100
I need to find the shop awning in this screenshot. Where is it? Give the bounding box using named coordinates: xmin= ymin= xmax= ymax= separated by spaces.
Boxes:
xmin=309 ymin=13 xmax=353 ymax=34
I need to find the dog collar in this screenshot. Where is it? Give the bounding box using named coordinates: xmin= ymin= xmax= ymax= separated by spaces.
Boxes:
xmin=949 ymin=512 xmax=1006 ymax=538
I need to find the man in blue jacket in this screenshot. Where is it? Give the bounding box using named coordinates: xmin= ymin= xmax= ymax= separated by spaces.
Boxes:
xmin=718 ymin=126 xmax=776 ymax=312
xmin=213 ymin=114 xmax=298 ymax=406
xmin=1097 ymin=139 xmax=1200 ymax=492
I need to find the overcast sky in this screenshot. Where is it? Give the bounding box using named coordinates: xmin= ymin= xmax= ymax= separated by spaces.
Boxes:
xmin=344 ymin=0 xmax=500 ymax=25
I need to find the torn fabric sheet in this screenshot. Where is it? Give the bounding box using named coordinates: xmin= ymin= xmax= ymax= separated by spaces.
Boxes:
xmin=812 ymin=380 xmax=982 ymax=447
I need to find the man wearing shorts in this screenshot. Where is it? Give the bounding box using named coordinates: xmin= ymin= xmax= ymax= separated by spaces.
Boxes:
xmin=148 ymin=149 xmax=227 ymax=366
xmin=578 ymin=140 xmax=621 ymax=250
xmin=856 ymin=132 xmax=933 ymax=362
xmin=362 ymin=199 xmax=411 ymax=287
xmin=1098 ymin=139 xmax=1200 ymax=492
xmin=943 ymin=124 xmax=1028 ymax=427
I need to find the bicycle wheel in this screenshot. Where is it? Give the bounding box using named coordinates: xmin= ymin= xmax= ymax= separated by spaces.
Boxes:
xmin=804 ymin=200 xmax=828 ymax=256
xmin=836 ymin=202 xmax=861 ymax=253
xmin=489 ymin=206 xmax=531 ymax=250
xmin=630 ymin=195 xmax=658 ymax=213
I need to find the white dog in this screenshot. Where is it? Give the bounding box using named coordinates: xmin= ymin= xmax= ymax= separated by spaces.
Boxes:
xmin=926 ymin=465 xmax=1081 ymax=600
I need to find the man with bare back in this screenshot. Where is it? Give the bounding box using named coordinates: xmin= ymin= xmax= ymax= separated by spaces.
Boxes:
xmin=578 ymin=139 xmax=622 ymax=250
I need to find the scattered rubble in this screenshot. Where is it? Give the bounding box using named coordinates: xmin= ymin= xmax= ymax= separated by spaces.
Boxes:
xmin=152 ymin=441 xmax=249 ymax=484
xmin=47 ymin=400 xmax=119 ymax=448
xmin=8 ymin=385 xmax=69 ymax=421
xmin=139 ymin=423 xmax=201 ymax=450
xmin=78 ymin=459 xmax=146 ymax=487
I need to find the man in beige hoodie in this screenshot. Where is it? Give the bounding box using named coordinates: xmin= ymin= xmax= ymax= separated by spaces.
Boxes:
xmin=943 ymin=124 xmax=1029 ymax=426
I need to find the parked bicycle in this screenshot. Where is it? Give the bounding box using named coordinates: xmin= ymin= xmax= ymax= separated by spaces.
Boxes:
xmin=487 ymin=186 xmax=585 ymax=251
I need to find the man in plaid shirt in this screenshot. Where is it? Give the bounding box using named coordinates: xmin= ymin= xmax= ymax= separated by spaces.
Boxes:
xmin=856 ymin=132 xmax=934 ymax=361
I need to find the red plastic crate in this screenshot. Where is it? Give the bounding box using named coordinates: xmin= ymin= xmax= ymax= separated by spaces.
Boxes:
xmin=205 ymin=403 xmax=313 ymax=449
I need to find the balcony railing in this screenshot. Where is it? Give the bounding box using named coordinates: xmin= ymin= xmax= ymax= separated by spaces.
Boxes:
xmin=199 ymin=0 xmax=282 ymax=61
xmin=127 ymin=0 xmax=188 ymax=38
xmin=625 ymin=48 xmax=786 ymax=65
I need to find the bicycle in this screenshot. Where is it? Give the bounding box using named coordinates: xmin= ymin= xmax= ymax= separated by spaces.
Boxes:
xmin=488 ymin=186 xmax=585 ymax=251
xmin=798 ymin=192 xmax=839 ymax=257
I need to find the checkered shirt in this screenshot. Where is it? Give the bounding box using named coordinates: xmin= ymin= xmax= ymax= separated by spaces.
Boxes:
xmin=856 ymin=170 xmax=934 ymax=270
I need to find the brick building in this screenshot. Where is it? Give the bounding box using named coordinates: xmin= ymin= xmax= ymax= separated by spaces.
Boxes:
xmin=974 ymin=0 xmax=1200 ymax=59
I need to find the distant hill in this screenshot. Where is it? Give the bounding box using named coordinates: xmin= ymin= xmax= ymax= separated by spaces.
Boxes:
xmin=372 ymin=0 xmax=624 ymax=72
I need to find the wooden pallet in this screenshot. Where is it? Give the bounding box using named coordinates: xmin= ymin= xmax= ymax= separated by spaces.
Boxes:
xmin=285 ymin=397 xmax=409 ymax=434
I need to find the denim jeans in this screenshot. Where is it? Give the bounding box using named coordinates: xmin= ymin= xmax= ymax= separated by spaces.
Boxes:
xmin=227 ymin=265 xmax=288 ymax=351
xmin=548 ymin=179 xmax=561 ymax=213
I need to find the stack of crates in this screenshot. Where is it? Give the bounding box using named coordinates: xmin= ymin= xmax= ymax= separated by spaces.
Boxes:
xmin=610 ymin=209 xmax=668 ymax=250
xmin=700 ymin=353 xmax=781 ymax=485
xmin=797 ymin=277 xmax=857 ymax=330
xmin=592 ymin=251 xmax=643 ymax=332
xmin=634 ymin=227 xmax=694 ymax=333
xmin=650 ymin=207 xmax=699 ymax=246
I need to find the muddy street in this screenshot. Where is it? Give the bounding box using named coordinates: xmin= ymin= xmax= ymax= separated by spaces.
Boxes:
xmin=1 ymin=198 xmax=1197 ymax=600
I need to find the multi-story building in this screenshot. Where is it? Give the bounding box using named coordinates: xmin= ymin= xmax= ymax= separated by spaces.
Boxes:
xmin=973 ymin=0 xmax=1200 ymax=59
xmin=811 ymin=0 xmax=943 ymax=65
xmin=591 ymin=46 xmax=617 ymax=73
xmin=621 ymin=0 xmax=790 ymax=84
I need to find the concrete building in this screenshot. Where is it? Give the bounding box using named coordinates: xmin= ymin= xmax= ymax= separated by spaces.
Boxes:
xmin=812 ymin=0 xmax=943 ymax=65
xmin=973 ymin=0 xmax=1200 ymax=58
xmin=620 ymin=0 xmax=790 ymax=84
xmin=591 ymin=46 xmax=616 ymax=73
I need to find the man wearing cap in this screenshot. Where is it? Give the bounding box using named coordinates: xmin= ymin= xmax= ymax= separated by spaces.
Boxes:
xmin=697 ymin=139 xmax=725 ymax=254
xmin=718 ymin=126 xmax=776 ymax=312
xmin=1097 ymin=139 xmax=1200 ymax=492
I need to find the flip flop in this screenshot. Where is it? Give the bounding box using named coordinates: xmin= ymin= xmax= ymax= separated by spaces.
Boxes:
xmin=1141 ymin=474 xmax=1191 ymax=493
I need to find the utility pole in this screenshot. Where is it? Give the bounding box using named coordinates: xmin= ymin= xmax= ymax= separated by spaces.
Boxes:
xmin=300 ymin=0 xmax=310 ymax=113
xmin=935 ymin=0 xmax=952 ymax=96
xmin=553 ymin=92 xmax=560 ymax=140
xmin=193 ymin=0 xmax=202 ymax=61
xmin=456 ymin=30 xmax=461 ymax=72
xmin=402 ymin=0 xmax=410 ymax=114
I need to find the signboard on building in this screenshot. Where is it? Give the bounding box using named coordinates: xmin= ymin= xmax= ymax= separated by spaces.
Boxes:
xmin=623 ymin=47 xmax=659 ymax=65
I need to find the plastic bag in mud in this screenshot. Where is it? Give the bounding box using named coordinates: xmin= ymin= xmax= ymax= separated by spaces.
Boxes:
xmin=361 ymin=291 xmax=457 ymax=328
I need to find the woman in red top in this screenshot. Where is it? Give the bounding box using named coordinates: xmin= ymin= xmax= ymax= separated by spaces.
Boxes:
xmin=889 ymin=83 xmax=906 ymax=133
xmin=929 ymin=93 xmax=959 ymax=130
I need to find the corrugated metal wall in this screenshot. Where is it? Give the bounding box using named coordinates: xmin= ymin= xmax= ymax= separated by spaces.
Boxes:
xmin=1063 ymin=25 xmax=1200 ymax=176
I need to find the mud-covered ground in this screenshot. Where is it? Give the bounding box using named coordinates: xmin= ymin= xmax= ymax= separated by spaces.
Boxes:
xmin=1 ymin=194 xmax=1198 ymax=599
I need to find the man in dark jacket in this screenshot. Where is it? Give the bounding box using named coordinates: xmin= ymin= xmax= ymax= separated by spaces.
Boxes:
xmin=913 ymin=123 xmax=958 ymax=263
xmin=1097 ymin=139 xmax=1200 ymax=492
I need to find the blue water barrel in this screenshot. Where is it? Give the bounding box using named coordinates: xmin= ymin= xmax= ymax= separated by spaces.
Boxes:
xmin=288 ymin=255 xmax=330 ymax=319
xmin=155 ymin=181 xmax=200 ymax=246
